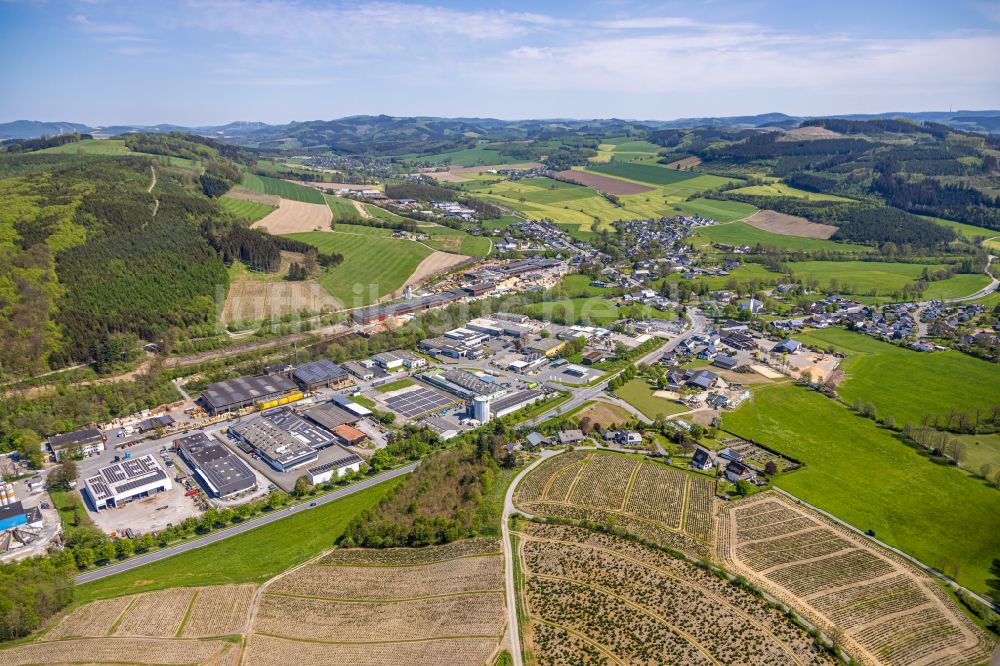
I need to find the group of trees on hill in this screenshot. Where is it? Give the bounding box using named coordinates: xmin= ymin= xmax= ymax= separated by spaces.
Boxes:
xmin=0 ymin=554 xmax=76 ymax=640
xmin=1 ymin=133 xmax=93 ymax=153
xmin=872 ymin=167 xmax=1000 ymax=230
xmin=122 ymin=131 xmax=253 ymax=165
xmin=831 ymin=207 xmax=958 ymax=246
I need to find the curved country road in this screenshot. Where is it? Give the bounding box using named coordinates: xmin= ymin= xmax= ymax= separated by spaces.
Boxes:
xmin=75 ymin=463 xmax=416 ymax=585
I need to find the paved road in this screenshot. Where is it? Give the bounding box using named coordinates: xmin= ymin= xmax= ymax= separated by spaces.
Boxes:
xmin=501 ymin=450 xmax=560 ymax=666
xmin=522 ymin=312 xmax=708 ymax=427
xmin=74 ymin=463 xmax=416 ymax=585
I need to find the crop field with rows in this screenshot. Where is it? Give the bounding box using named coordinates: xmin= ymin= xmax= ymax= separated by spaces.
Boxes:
xmin=719 ymin=493 xmax=996 ymax=666
xmin=515 ymin=451 xmax=717 ymax=555
xmin=40 ymin=584 xmax=256 ymax=642
xmin=0 ymin=637 xmax=230 ymax=665
xmin=243 ymin=634 xmax=499 ymax=666
xmin=516 ymin=522 xmax=837 ymax=666
xmin=243 ymin=539 xmax=507 ymax=666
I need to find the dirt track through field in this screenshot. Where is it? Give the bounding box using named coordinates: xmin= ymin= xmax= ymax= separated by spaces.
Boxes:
xmin=351 ymin=199 xmax=373 ymax=219
xmin=553 ymin=169 xmax=655 ymax=195
xmin=383 ymin=251 xmax=470 ymax=301
xmin=252 ymin=198 xmax=333 ymax=234
xmin=745 ymin=210 xmax=837 ymax=239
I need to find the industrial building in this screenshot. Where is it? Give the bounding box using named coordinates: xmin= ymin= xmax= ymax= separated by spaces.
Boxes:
xmin=331 ymin=424 xmax=368 ymax=447
xmin=83 ymin=455 xmax=172 ymax=511
xmin=422 ymin=369 xmax=506 ymax=401
xmin=331 ymin=395 xmax=372 ymax=417
xmin=491 ymin=389 xmax=546 ymax=419
xmin=175 ymin=433 xmax=257 ymax=500
xmin=301 ymin=402 xmax=361 ymax=431
xmin=48 ymin=428 xmax=106 ymax=460
xmin=306 ymin=447 xmax=364 ymax=485
xmin=291 ymin=359 xmax=351 ymax=391
xmin=228 ymin=417 xmax=318 ymax=471
xmin=199 ymin=375 xmax=299 ymax=414
xmin=0 ymin=502 xmax=29 ymax=532
xmin=343 ymin=361 xmax=374 ymax=381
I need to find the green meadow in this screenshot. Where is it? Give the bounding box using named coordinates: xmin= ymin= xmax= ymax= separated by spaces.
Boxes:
xmin=785 ymin=260 xmax=985 ymax=297
xmin=586 ymin=162 xmax=701 ymax=186
xmin=724 ymin=384 xmax=1000 ymax=594
xmin=730 ymin=182 xmax=855 ymax=202
xmin=77 ymin=479 xmax=402 ymax=601
xmin=794 ymin=328 xmax=1000 ymax=428
xmin=615 ymin=378 xmax=687 ymax=419
xmin=284 ymin=230 xmax=432 ymax=306
xmin=241 ymin=173 xmax=325 ymax=204
xmin=219 ymin=196 xmax=275 ymax=222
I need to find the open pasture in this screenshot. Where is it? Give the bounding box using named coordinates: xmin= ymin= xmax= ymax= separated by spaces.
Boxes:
xmin=785 ymin=260 xmax=979 ymax=297
xmin=586 ymin=161 xmax=701 ymax=186
xmin=421 ymin=223 xmax=493 ymax=255
xmin=284 ymin=230 xmax=433 ymax=307
xmin=241 ymin=173 xmax=326 ymax=204
xmin=697 ymin=220 xmax=867 ymax=251
xmin=37 ymin=138 xmax=128 ymax=155
xmin=219 ymin=195 xmax=276 ymax=222
xmin=794 ymin=328 xmax=1000 ymax=432
xmin=676 ymin=197 xmax=756 ymax=223
xmin=723 ymin=384 xmax=1000 ymax=593
xmin=614 ymin=377 xmax=688 ymax=419
xmin=744 ymin=209 xmax=838 ymax=238
xmin=720 ymin=493 xmax=996 ymax=666
xmin=514 ymin=451 xmax=716 ymax=555
xmin=731 ymin=182 xmax=855 ymax=202
xmin=517 ymin=522 xmax=838 ymax=666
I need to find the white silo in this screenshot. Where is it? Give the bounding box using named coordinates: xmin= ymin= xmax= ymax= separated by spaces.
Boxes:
xmin=473 ymin=395 xmax=491 ymax=423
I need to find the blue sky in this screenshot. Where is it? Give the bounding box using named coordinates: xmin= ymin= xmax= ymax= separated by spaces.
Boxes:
xmin=2 ymin=0 xmax=999 ymax=125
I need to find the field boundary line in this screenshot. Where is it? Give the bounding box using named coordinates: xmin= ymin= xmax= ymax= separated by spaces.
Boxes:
xmin=314 ymin=551 xmax=502 ymax=568
xmin=771 ymin=487 xmax=999 ymax=611
xmin=536 ymin=459 xmax=582 ymax=501
xmin=105 ymin=596 xmax=138 ymax=636
xmin=523 ymin=533 xmax=808 ymax=666
xmin=262 ymin=589 xmax=505 ymax=603
xmin=175 ymin=589 xmax=200 ymax=637
xmin=680 ymin=476 xmax=691 ymax=532
xmin=619 ymin=460 xmax=643 ymax=512
xmin=532 ymin=619 xmax=626 ymax=666
xmin=252 ymin=632 xmax=502 ymax=645
xmin=531 ymin=572 xmax=723 ymax=666
xmin=563 ymin=454 xmax=592 ymax=504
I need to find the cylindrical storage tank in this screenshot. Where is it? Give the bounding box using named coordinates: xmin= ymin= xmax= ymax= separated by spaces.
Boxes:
xmin=473 ymin=395 xmax=491 ymax=423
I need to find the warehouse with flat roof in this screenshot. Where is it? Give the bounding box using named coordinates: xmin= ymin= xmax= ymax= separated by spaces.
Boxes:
xmin=307 ymin=447 xmax=364 ymax=485
xmin=200 ymin=375 xmax=297 ymax=414
xmin=175 ymin=433 xmax=257 ymax=500
xmin=48 ymin=428 xmax=106 ymax=460
xmin=229 ymin=417 xmax=317 ymax=472
xmin=83 ymin=455 xmax=172 ymax=511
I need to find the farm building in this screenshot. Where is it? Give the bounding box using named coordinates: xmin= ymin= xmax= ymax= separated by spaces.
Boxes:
xmin=228 ymin=417 xmax=318 ymax=472
xmin=772 ymin=339 xmax=803 ymax=354
xmin=83 ymin=455 xmax=172 ymax=511
xmin=47 ymin=428 xmax=106 ymax=460
xmin=175 ymin=433 xmax=257 ymax=500
xmin=306 ymin=447 xmax=365 ymax=485
xmin=687 ymin=369 xmax=719 ymax=390
xmin=713 ymin=355 xmax=740 ymax=370
xmin=331 ymin=424 xmax=368 ymax=447
xmin=291 ymin=359 xmax=350 ymax=391
xmin=199 ymin=375 xmax=298 ymax=415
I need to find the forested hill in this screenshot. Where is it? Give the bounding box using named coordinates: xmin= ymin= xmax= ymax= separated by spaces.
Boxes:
xmin=0 ymin=131 xmax=304 ymax=379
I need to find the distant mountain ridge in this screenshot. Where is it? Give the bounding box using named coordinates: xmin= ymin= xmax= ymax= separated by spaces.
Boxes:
xmin=3 ymin=110 xmax=999 ymax=142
